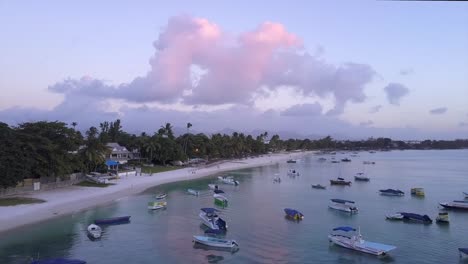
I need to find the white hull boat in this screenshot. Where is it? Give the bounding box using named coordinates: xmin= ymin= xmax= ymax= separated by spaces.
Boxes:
xmin=386 ymin=213 xmax=404 ymax=220
xmin=199 ymin=208 xmax=227 ymax=231
xmin=148 ymin=201 xmax=167 ymax=210
xmin=155 ymin=193 xmax=167 ymax=200
xmin=218 ymin=176 xmax=239 ymax=186
xmin=193 ymin=235 xmax=238 ymax=249
xmin=329 ymin=227 xmax=396 ymax=256
xmin=329 ymin=199 xmax=358 ymax=213
xmin=187 ymin=189 xmax=199 ymax=196
xmin=440 ymin=200 xmax=468 ymax=210
xmin=87 ymin=224 xmax=102 ymax=239
xmin=213 ymin=194 xmax=228 ymax=204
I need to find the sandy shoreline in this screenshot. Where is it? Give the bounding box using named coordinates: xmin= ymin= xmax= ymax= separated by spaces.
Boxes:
xmin=0 ymin=151 xmax=311 ymax=233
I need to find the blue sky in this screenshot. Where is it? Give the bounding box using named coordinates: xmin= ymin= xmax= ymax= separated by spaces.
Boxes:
xmin=0 ymin=0 xmax=467 ymax=139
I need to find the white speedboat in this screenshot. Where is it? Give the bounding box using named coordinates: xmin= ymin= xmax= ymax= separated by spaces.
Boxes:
xmin=218 ymin=176 xmax=239 ymax=186
xmin=199 ymin=208 xmax=227 ymax=231
xmin=147 ymin=201 xmax=167 ymax=210
xmin=187 ymin=189 xmax=199 ymax=196
xmin=354 ymin=173 xmax=369 ymax=181
xmin=328 ymin=226 xmax=396 ymax=256
xmin=440 ymin=200 xmax=468 ymax=210
xmin=328 ymin=199 xmax=358 ymax=213
xmin=155 ymin=193 xmax=167 ymax=200
xmin=287 ymin=169 xmax=300 ymax=177
xmin=87 ymin=224 xmax=102 ymax=239
xmin=193 ymin=235 xmax=238 ymax=249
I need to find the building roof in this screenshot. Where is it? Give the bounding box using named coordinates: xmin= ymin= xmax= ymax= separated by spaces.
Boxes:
xmin=106 ymin=142 xmax=129 ymax=153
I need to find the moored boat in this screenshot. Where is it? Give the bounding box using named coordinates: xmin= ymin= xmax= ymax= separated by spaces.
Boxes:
xmin=31 ymin=258 xmax=87 ymax=264
xmin=199 ymin=208 xmax=227 ymax=231
xmin=410 ymin=188 xmax=425 ymax=197
xmin=341 ymin=158 xmax=351 ymax=162
xmin=94 ymin=216 xmax=130 ymax=225
xmin=213 ymin=194 xmax=228 ymax=204
xmin=354 ymin=173 xmax=369 ymax=181
xmin=87 ymin=224 xmax=102 ymax=239
xmin=385 ymin=213 xmax=404 ymax=220
xmin=284 ymin=208 xmax=304 ymax=220
xmin=187 ymin=189 xmax=200 ymax=196
xmin=400 ymin=212 xmax=432 ymax=224
xmin=329 ymin=199 xmax=358 ymax=213
xmin=286 ymin=159 xmax=297 ymax=163
xmin=218 ymin=176 xmax=239 ymax=186
xmin=439 ymin=200 xmax=468 ymax=210
xmin=287 ymin=169 xmax=300 ymax=177
xmin=379 ymin=189 xmax=404 ymax=196
xmin=436 ymin=212 xmax=449 ymax=224
xmin=328 ymin=226 xmax=396 ymax=256
xmin=155 ymin=193 xmax=167 ymax=200
xmin=193 ymin=235 xmax=238 ymax=249
xmin=312 ymin=184 xmax=326 ymax=189
xmin=148 ymin=201 xmax=167 ymax=210
xmin=330 ymin=178 xmax=351 ymax=185
xmin=363 ymin=161 xmax=376 ymax=165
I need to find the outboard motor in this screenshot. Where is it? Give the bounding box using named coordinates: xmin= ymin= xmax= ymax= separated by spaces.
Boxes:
xmin=216 ymin=218 xmax=227 ymax=231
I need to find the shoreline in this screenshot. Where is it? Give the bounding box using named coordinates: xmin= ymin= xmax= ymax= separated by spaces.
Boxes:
xmin=0 ymin=151 xmax=311 ymax=234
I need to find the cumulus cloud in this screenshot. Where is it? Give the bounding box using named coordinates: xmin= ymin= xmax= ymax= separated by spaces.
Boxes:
xmin=48 ymin=15 xmax=376 ymax=114
xmin=359 ymin=120 xmax=374 ymax=126
xmin=384 ymin=83 xmax=410 ymax=105
xmin=399 ymin=68 xmax=414 ymax=75
xmin=429 ymin=107 xmax=448 ymax=115
xmin=281 ymin=103 xmax=322 ymax=117
xmin=369 ymin=105 xmax=382 ymax=114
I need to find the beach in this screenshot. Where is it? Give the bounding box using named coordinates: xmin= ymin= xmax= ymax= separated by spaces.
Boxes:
xmin=0 ymin=151 xmax=308 ymax=233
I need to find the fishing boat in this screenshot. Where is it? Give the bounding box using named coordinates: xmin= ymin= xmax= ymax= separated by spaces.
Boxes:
xmin=199 ymin=208 xmax=227 ymax=231
xmin=193 ymin=235 xmax=238 ymax=249
xmin=341 ymin=158 xmax=352 ymax=162
xmin=213 ymin=194 xmax=228 ymax=204
xmin=459 ymin=248 xmax=468 ymax=258
xmin=187 ymin=189 xmax=199 ymax=196
xmin=218 ymin=176 xmax=239 ymax=186
xmin=328 ymin=226 xmax=396 ymax=256
xmin=31 ymin=259 xmax=87 ymax=264
xmin=439 ymin=200 xmax=468 ymax=210
xmin=87 ymin=224 xmax=102 ymax=239
xmin=312 ymin=184 xmax=326 ymax=189
xmin=354 ymin=173 xmax=369 ymax=181
xmin=284 ymin=208 xmax=304 ymax=220
xmin=155 ymin=193 xmax=167 ymax=200
xmin=94 ymin=216 xmax=130 ymax=225
xmin=273 ymin=177 xmax=281 ymax=183
xmin=213 ymin=189 xmax=225 ymax=194
xmin=399 ymin=212 xmax=432 ymax=224
xmin=385 ymin=213 xmax=404 ymax=220
xmin=287 ymin=169 xmax=300 ymax=177
xmin=410 ymin=188 xmax=425 ymax=197
xmin=379 ymin=189 xmax=405 ymax=196
xmin=436 ymin=212 xmax=449 ymax=224
xmin=330 ymin=178 xmax=351 ymax=185
xmin=147 ymin=201 xmax=167 ymax=210
xmin=208 ymin=184 xmax=218 ymax=190
xmin=328 ymin=199 xmax=358 ymax=213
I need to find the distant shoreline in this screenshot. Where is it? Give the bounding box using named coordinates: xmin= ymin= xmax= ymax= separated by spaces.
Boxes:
xmin=0 ymin=151 xmax=311 ymax=234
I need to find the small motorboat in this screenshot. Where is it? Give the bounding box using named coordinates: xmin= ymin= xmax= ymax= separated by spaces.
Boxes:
xmin=213 ymin=194 xmax=228 ymax=205
xmin=354 ymin=173 xmax=369 ymax=181
xmin=329 ymin=199 xmax=358 ymax=213
xmin=87 ymin=224 xmax=102 ymax=239
xmin=385 ymin=213 xmax=404 ymax=220
xmin=208 ymin=184 xmax=218 ymax=190
xmin=436 ymin=212 xmax=449 ymax=224
xmin=213 ymin=189 xmax=225 ymax=194
xmin=193 ymin=235 xmax=238 ymax=249
xmin=287 ymin=169 xmax=300 ymax=177
xmin=363 ymin=161 xmax=376 ymax=165
xmin=31 ymin=259 xmax=87 ymax=264
xmin=199 ymin=208 xmax=227 ymax=231
xmin=328 ymin=226 xmax=396 ymax=256
xmin=155 ymin=193 xmax=167 ymax=200
xmin=459 ymin=248 xmax=468 ymax=258
xmin=94 ymin=216 xmax=131 ymax=225
xmin=379 ymin=189 xmax=405 ymax=196
xmin=286 ymin=159 xmax=297 ymax=163
xmin=273 ymin=177 xmax=281 ymax=183
xmin=411 ymin=188 xmax=425 ymax=197
xmin=399 ymin=212 xmax=432 ymax=224
xmin=330 ymin=178 xmax=351 ymax=185
xmin=187 ymin=189 xmax=200 ymax=196
xmin=284 ymin=208 xmax=304 ymax=220
xmin=341 ymin=158 xmax=351 ymax=162
xmin=147 ymin=201 xmax=167 ymax=210
xmin=440 ymin=200 xmax=468 ymax=210
xmin=218 ymin=176 xmax=239 ymax=186
xmin=312 ymin=184 xmax=326 ymax=189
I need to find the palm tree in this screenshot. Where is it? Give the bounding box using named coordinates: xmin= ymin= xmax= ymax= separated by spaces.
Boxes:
xmin=71 ymin=122 xmax=77 ymax=130
xmin=184 ymin=122 xmax=193 ymax=158
xmin=80 ymin=126 xmax=109 ymax=172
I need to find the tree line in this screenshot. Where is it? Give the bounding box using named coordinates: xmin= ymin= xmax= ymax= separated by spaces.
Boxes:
xmin=1 ymin=120 xmax=467 ymax=188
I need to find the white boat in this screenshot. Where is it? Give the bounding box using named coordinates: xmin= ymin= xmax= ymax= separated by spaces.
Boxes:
xmin=187 ymin=189 xmax=199 ymax=196
xmin=193 ymin=235 xmax=238 ymax=249
xmin=213 ymin=194 xmax=228 ymax=204
xmin=328 ymin=199 xmax=358 ymax=213
xmin=328 ymin=226 xmax=396 ymax=256
xmin=87 ymin=224 xmax=102 ymax=239
xmin=440 ymin=200 xmax=468 ymax=210
xmin=385 ymin=213 xmax=404 ymax=220
xmin=155 ymin=193 xmax=167 ymax=200
xmin=199 ymin=208 xmax=227 ymax=230
xmin=287 ymin=169 xmax=300 ymax=177
xmin=147 ymin=201 xmax=167 ymax=210
xmin=354 ymin=173 xmax=369 ymax=181
xmin=436 ymin=212 xmax=449 ymax=224
xmin=218 ymin=176 xmax=239 ymax=186
xmin=208 ymin=184 xmax=218 ymax=190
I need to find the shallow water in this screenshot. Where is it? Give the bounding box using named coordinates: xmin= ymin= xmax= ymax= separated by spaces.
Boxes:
xmin=1 ymin=150 xmax=468 ymax=263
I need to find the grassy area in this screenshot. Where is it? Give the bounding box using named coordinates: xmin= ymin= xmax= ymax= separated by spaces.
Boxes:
xmin=0 ymin=197 xmax=46 ymax=206
xmin=74 ymin=181 xmax=114 ymax=188
xmin=141 ymin=166 xmax=181 ymax=174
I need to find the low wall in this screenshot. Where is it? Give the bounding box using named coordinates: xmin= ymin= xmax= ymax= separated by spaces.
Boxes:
xmin=0 ymin=173 xmax=84 ymax=197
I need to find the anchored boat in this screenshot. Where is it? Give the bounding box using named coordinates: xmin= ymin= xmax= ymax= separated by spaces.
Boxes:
xmin=199 ymin=208 xmax=227 ymax=231
xmin=379 ymin=189 xmax=405 ymax=196
xmin=148 ymin=201 xmax=167 ymax=210
xmin=399 ymin=212 xmax=432 ymax=224
xmin=410 ymin=188 xmax=425 ymax=197
xmin=328 ymin=199 xmax=358 ymax=213
xmin=312 ymin=184 xmax=326 ymax=189
xmin=87 ymin=224 xmax=102 ymax=239
xmin=328 ymin=226 xmax=396 ymax=256
xmin=287 ymin=169 xmax=300 ymax=177
xmin=213 ymin=194 xmax=228 ymax=206
xmin=187 ymin=189 xmax=200 ymax=196
xmin=218 ymin=176 xmax=239 ymax=186
xmin=193 ymin=235 xmax=238 ymax=249
xmin=330 ymin=178 xmax=351 ymax=186
xmin=155 ymin=193 xmax=167 ymax=200
xmin=354 ymin=173 xmax=369 ymax=182
xmin=439 ymin=200 xmax=468 ymax=210
xmin=284 ymin=208 xmax=304 ymax=220
xmin=436 ymin=212 xmax=449 ymax=224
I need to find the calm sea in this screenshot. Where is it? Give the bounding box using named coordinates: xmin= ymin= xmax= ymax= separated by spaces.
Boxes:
xmin=1 ymin=150 xmax=468 ymax=264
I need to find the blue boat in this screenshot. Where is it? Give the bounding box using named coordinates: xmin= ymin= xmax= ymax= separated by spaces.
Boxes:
xmin=31 ymin=259 xmax=86 ymax=264
xmin=399 ymin=212 xmax=432 ymax=224
xmin=379 ymin=189 xmax=404 ymax=196
xmin=94 ymin=216 xmax=131 ymax=225
xmin=284 ymin=208 xmax=304 ymax=220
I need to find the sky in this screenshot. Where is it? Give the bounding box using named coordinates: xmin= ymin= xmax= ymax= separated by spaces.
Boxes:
xmin=0 ymin=0 xmax=467 ymax=140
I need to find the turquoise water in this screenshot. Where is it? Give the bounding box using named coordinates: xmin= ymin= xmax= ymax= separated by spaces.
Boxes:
xmin=1 ymin=150 xmax=468 ymax=263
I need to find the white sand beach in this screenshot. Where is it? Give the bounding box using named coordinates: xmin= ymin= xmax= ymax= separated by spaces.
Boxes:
xmin=0 ymin=151 xmax=310 ymax=233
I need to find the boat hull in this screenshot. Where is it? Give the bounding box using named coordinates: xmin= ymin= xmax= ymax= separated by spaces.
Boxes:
xmin=329 ymin=235 xmax=395 ymax=256
xmin=440 ymin=202 xmax=468 ymax=210
xmin=329 ymin=204 xmax=358 ymax=213
xmin=193 ymin=236 xmax=238 ymax=249
xmin=330 ymin=180 xmax=351 ymax=185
